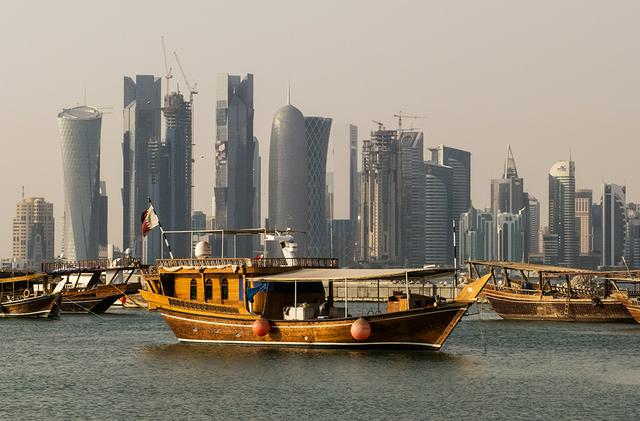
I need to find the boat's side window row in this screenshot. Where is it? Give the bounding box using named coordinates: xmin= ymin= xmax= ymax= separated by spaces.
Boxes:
xmin=189 ymin=278 xmax=227 ymax=302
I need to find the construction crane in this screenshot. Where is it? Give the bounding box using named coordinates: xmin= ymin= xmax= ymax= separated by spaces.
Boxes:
xmin=393 ymin=111 xmax=426 ymax=131
xmin=372 ymin=120 xmax=385 ymax=131
xmin=173 ymin=51 xmax=198 ymax=103
xmin=161 ymin=36 xmax=173 ymax=94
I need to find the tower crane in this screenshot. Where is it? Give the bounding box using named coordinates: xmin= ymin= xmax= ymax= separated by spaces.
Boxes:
xmin=393 ymin=111 xmax=426 ymax=131
xmin=161 ymin=36 xmax=173 ymax=94
xmin=173 ymin=51 xmax=198 ymax=103
xmin=372 ymin=120 xmax=384 ymax=131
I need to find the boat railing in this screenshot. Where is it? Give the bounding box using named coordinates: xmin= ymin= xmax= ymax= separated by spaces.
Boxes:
xmin=155 ymin=257 xmax=339 ymax=269
xmin=42 ymin=257 xmax=140 ymax=273
xmin=490 ymin=284 xmax=539 ymax=295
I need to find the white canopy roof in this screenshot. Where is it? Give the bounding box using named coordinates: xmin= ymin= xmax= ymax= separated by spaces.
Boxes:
xmin=251 ymin=267 xmax=454 ymax=282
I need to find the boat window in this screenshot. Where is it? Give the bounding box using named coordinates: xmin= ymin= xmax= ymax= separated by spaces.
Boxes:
xmin=205 ymin=279 xmax=213 ymax=301
xmin=221 ymin=278 xmax=229 ymax=301
xmin=190 ymin=279 xmax=197 ymax=300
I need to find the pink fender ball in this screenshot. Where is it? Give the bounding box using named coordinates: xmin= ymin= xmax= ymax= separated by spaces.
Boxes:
xmin=252 ymin=318 xmax=271 ymax=337
xmin=350 ymin=317 xmax=371 ymax=341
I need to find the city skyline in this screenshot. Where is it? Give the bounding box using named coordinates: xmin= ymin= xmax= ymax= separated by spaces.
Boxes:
xmin=2 ymin=1 xmax=640 ymax=257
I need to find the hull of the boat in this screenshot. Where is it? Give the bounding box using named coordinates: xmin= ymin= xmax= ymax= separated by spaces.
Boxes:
xmin=484 ymin=290 xmax=632 ymax=322
xmin=61 ymin=285 xmax=126 ymax=314
xmin=0 ymin=293 xmax=62 ymax=318
xmin=621 ymin=302 xmax=640 ymax=324
xmin=156 ymin=301 xmax=472 ymax=350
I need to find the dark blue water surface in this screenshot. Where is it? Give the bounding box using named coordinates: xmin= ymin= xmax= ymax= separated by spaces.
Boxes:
xmin=1 ymin=306 xmax=639 ymax=420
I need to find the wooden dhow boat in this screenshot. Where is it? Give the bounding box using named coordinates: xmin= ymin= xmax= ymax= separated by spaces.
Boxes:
xmin=0 ymin=271 xmax=65 ymax=318
xmin=468 ymin=261 xmax=634 ymax=322
xmin=43 ymin=259 xmax=141 ymax=314
xmin=140 ymin=255 xmax=490 ymax=350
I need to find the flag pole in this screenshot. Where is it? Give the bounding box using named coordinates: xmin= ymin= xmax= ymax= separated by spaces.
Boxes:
xmin=148 ymin=197 xmax=174 ymax=259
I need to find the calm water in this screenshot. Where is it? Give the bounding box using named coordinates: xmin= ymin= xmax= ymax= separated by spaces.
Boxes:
xmin=1 ymin=306 xmax=639 ymax=420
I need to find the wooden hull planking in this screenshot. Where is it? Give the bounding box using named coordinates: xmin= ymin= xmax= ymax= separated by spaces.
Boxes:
xmin=0 ymin=293 xmax=62 ymax=318
xmin=484 ymin=290 xmax=633 ymax=322
xmin=142 ymin=290 xmax=473 ymax=350
xmin=624 ymin=303 xmax=640 ymax=324
xmin=61 ymin=284 xmax=126 ymax=314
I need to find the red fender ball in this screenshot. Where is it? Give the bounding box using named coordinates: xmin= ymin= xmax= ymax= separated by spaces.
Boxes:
xmin=350 ymin=317 xmax=371 ymax=341
xmin=252 ymin=318 xmax=271 ymax=337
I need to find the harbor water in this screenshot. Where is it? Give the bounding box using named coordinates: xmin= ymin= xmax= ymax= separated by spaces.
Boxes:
xmin=1 ymin=306 xmax=639 ymax=420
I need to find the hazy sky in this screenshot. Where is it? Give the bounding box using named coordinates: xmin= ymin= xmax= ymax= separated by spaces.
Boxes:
xmin=1 ymin=0 xmax=639 ymax=257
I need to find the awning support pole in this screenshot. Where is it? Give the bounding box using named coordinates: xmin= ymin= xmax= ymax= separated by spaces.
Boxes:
xmin=405 ymin=271 xmax=410 ymax=311
xmin=294 ymin=281 xmax=297 ymax=318
xmin=344 ymin=278 xmax=348 ymax=317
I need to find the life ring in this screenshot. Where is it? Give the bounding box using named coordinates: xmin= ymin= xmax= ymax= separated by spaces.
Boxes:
xmin=23 ymin=289 xmax=31 ymax=299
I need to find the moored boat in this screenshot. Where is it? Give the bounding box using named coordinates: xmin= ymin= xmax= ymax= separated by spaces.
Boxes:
xmin=0 ymin=272 xmax=64 ymax=318
xmin=43 ymin=259 xmax=141 ymax=314
xmin=140 ymin=233 xmax=490 ymax=350
xmin=468 ymin=261 xmax=634 ymax=322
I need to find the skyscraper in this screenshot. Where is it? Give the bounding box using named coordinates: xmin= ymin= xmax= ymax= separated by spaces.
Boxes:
xmin=491 ymin=146 xmax=525 ymax=217
xmin=624 ymin=204 xmax=640 ymax=269
xmin=359 ymin=128 xmax=400 ymax=265
xmin=161 ymin=91 xmax=193 ymax=258
xmin=575 ymin=189 xmax=593 ymax=256
xmin=305 ymin=116 xmax=332 ymax=257
xmin=58 ymin=105 xmax=103 ymax=261
xmin=548 ymin=160 xmax=577 ymax=267
xmin=122 ymin=75 xmax=161 ymax=262
xmin=429 ymin=145 xmax=471 ymax=221
xmin=490 ymin=146 xmax=528 ymax=261
xmin=268 ymin=102 xmax=308 ymax=253
xmin=527 ymin=196 xmax=540 ymax=254
xmin=459 ymin=207 xmax=494 ymax=262
xmin=424 ymin=161 xmax=454 ymax=266
xmin=601 ymin=183 xmax=626 ymax=267
xmin=12 ymin=197 xmax=54 ymax=270
xmin=396 ymin=131 xmax=425 ymax=266
xmin=327 ymin=124 xmax=358 ymax=266
xmin=496 ymin=210 xmax=526 ymax=262
xmin=97 ymin=181 xmax=108 ymax=258
xmin=214 ymin=74 xmax=258 ymax=257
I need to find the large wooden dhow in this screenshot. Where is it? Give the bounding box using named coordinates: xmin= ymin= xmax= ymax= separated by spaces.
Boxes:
xmin=0 ymin=272 xmax=64 ymax=318
xmin=43 ymin=259 xmax=141 ymax=314
xmin=468 ymin=261 xmax=633 ymax=322
xmin=140 ymin=258 xmax=490 ymax=350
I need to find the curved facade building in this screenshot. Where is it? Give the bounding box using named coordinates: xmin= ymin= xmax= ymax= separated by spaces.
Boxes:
xmin=304 ymin=116 xmax=332 ymax=257
xmin=268 ymin=104 xmax=308 ymax=253
xmin=58 ymin=106 xmax=102 ymax=261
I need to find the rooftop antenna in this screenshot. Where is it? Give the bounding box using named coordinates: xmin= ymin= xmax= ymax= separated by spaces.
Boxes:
xmin=83 ymin=85 xmax=87 ymax=106
xmin=287 ymin=80 xmax=291 ymax=105
xmin=21 ymin=185 xmax=24 ymax=199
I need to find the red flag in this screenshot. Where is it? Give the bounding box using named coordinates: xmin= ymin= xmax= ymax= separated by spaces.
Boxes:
xmin=141 ymin=205 xmax=159 ymax=236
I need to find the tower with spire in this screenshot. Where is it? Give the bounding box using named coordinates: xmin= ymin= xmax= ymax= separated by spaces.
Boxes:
xmin=490 ymin=146 xmax=529 ymax=261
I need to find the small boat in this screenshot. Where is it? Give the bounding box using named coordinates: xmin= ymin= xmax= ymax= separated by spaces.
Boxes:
xmin=45 ymin=261 xmax=141 ymax=314
xmin=140 ymin=233 xmax=490 ymax=350
xmin=0 ymin=272 xmax=65 ymax=318
xmin=467 ymin=261 xmax=634 ymax=322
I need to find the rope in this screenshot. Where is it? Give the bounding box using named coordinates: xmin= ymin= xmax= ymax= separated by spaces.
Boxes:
xmin=63 ymin=298 xmax=105 ymax=320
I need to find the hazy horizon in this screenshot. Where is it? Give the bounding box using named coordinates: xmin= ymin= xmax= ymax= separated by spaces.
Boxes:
xmin=1 ymin=0 xmax=639 ymax=258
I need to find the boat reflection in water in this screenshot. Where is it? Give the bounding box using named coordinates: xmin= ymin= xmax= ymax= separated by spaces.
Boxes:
xmin=140 ymin=230 xmax=490 ymax=350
